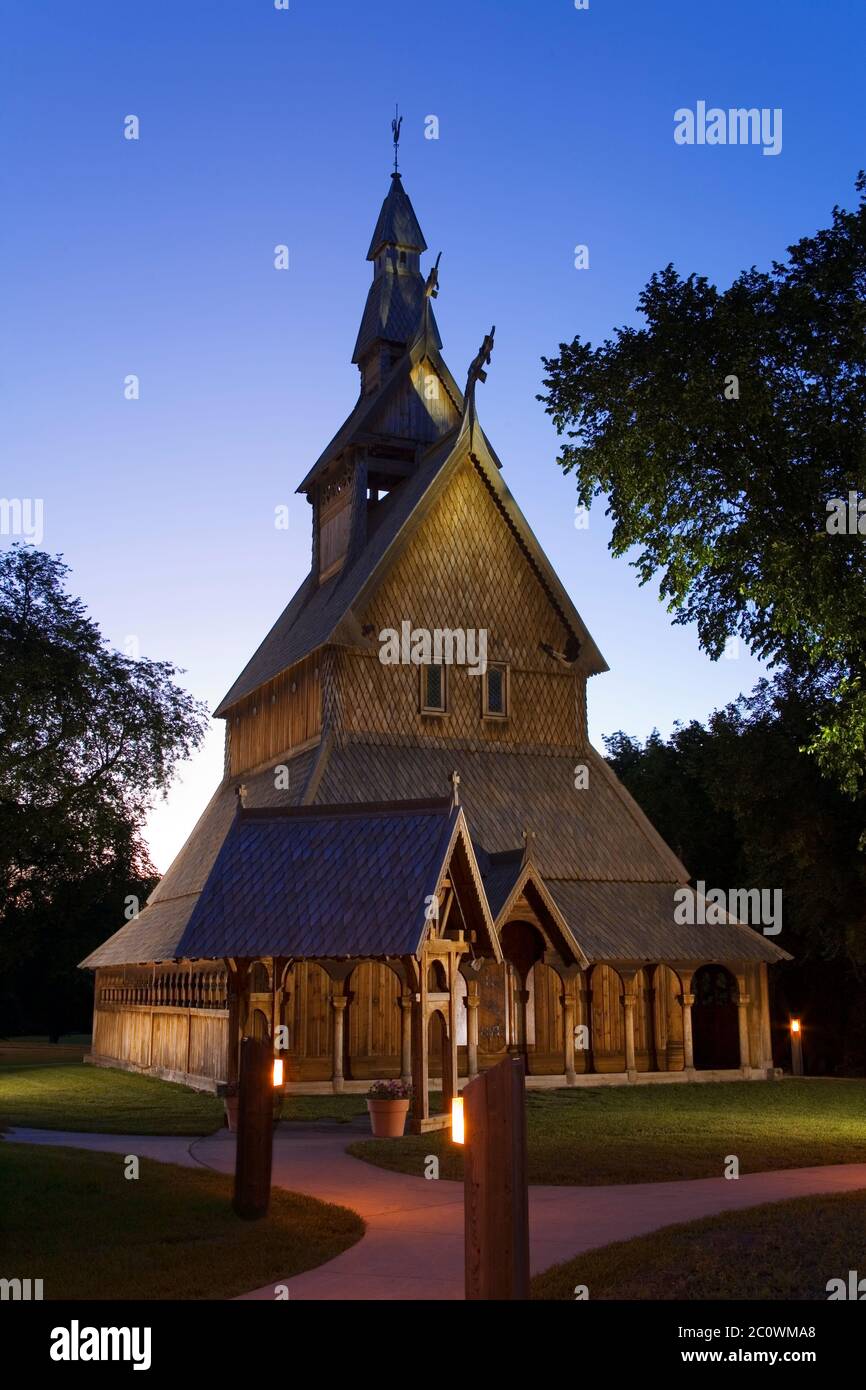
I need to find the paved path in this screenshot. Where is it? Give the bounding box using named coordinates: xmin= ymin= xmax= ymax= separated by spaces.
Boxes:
xmin=6 ymin=1123 xmax=866 ymax=1300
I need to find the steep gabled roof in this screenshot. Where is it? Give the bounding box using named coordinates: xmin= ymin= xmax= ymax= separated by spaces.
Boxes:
xmin=215 ymin=406 xmax=607 ymax=716
xmin=174 ymin=799 xmax=495 ymax=962
xmin=352 ymin=261 xmax=442 ymax=364
xmin=296 ymin=331 xmax=460 ymax=494
xmin=366 ymin=172 xmax=427 ymax=258
xmin=482 ymin=850 xmax=589 ymax=969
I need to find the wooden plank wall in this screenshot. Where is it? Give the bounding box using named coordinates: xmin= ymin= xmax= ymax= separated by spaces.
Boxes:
xmin=366 ymin=358 xmax=459 ymax=442
xmin=528 ymin=962 xmax=565 ymax=1074
xmin=92 ymin=1004 xmax=228 ymax=1083
xmin=228 ymin=653 xmax=321 ymax=777
xmin=346 ymin=962 xmax=401 ymax=1077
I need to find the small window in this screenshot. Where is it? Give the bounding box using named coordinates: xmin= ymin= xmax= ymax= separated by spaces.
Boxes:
xmin=483 ymin=663 xmax=509 ymax=718
xmin=399 ymin=250 xmax=407 ymax=265
xmin=420 ymin=663 xmax=446 ymax=714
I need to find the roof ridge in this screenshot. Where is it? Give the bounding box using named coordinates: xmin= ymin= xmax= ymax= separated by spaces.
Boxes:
xmin=239 ymin=796 xmax=452 ymax=820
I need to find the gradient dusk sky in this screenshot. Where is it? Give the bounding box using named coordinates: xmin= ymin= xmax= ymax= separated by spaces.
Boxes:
xmin=4 ymin=1 xmax=864 ymax=872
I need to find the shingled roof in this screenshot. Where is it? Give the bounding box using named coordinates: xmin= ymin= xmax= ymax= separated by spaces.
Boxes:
xmin=175 ymin=798 xmax=494 ymax=961
xmin=546 ymin=880 xmax=790 ymax=966
xmin=352 ymin=266 xmax=442 ymax=365
xmin=366 ymin=172 xmax=427 ymax=258
xmin=80 ymin=744 xmax=322 ymax=968
xmin=215 ymin=411 xmax=608 ymax=717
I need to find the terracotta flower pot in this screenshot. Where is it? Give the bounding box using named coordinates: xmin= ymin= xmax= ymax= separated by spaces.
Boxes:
xmin=224 ymin=1095 xmax=240 ymax=1132
xmin=367 ymin=1098 xmax=410 ymax=1138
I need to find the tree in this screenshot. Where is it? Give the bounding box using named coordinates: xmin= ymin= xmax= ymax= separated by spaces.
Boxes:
xmin=605 ymin=673 xmax=866 ymax=1072
xmin=540 ymin=175 xmax=866 ymax=794
xmin=0 ymin=546 xmax=209 ymax=1037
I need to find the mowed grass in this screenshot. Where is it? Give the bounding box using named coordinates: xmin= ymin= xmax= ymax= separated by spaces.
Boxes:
xmin=531 ymin=1189 xmax=866 ymax=1300
xmin=0 ymin=1057 xmax=224 ymax=1135
xmin=278 ymin=1093 xmax=370 ymax=1123
xmin=0 ymin=1142 xmax=363 ymax=1300
xmin=347 ymin=1080 xmax=866 ymax=1185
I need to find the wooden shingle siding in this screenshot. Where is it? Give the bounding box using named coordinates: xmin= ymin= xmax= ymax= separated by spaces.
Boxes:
xmin=228 ymin=654 xmax=321 ymax=777
xmin=342 ymin=459 xmax=584 ymax=750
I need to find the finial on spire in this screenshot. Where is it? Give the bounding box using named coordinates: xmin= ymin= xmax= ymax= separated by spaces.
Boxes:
xmin=391 ymin=104 xmax=402 ymax=174
xmin=424 ymin=251 xmax=442 ymax=300
xmin=449 ymin=770 xmax=461 ymax=807
xmin=463 ymin=326 xmax=496 ymax=441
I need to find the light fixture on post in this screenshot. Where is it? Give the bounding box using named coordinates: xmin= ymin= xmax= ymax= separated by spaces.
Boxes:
xmin=790 ymin=1018 xmax=803 ymax=1076
xmin=451 ymin=1095 xmax=465 ymax=1145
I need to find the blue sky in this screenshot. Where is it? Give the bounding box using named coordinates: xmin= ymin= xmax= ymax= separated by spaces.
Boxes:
xmin=3 ymin=0 xmax=864 ymax=870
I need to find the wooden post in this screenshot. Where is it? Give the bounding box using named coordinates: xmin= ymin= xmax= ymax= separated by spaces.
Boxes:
xmin=737 ymin=987 xmax=751 ymax=1074
xmin=679 ymin=975 xmax=696 ymax=1074
xmin=463 ymin=1055 xmax=529 ymax=1300
xmin=233 ymin=1036 xmax=274 ymax=1220
xmin=561 ymin=984 xmax=576 ymax=1084
xmin=331 ymin=994 xmax=347 ymax=1094
xmin=399 ymin=995 xmax=413 ymax=1087
xmin=578 ymin=976 xmax=594 ymax=1074
xmin=621 ymin=975 xmax=637 ymax=1080
xmin=466 ymin=979 xmax=479 ymax=1078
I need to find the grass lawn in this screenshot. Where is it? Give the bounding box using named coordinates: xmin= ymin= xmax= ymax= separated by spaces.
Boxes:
xmin=0 ymin=1057 xmax=225 ymax=1135
xmin=0 ymin=1043 xmax=398 ymax=1134
xmin=278 ymin=1094 xmax=369 ymax=1123
xmin=0 ymin=1141 xmax=363 ymax=1300
xmin=531 ymin=1189 xmax=866 ymax=1300
xmin=347 ymin=1080 xmax=866 ymax=1185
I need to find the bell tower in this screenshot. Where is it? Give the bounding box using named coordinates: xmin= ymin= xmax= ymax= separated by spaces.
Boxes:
xmin=352 ymin=171 xmax=442 ymax=396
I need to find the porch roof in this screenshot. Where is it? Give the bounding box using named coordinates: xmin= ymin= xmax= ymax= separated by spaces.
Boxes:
xmin=172 ymin=798 xmax=491 ymax=961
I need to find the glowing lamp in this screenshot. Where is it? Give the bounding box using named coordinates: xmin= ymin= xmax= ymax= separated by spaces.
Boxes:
xmin=790 ymin=1019 xmax=801 ymax=1035
xmin=272 ymin=1058 xmax=284 ymax=1087
xmin=451 ymin=1096 xmax=465 ymax=1145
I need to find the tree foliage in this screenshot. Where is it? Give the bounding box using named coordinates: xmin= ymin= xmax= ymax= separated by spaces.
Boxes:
xmin=541 ymin=175 xmax=866 ymax=793
xmin=605 ymin=674 xmax=866 ymax=1072
xmin=0 ymin=546 xmax=209 ymax=1033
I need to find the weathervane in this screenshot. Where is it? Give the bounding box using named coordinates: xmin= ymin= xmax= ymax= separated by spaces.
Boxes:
xmin=391 ymin=104 xmax=402 ymax=173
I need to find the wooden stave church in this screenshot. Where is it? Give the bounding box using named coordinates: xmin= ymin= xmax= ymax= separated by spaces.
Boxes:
xmin=82 ymin=167 xmax=790 ymax=1130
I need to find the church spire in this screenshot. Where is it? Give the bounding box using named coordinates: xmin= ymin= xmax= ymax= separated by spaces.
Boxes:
xmin=352 ymin=157 xmax=441 ymax=388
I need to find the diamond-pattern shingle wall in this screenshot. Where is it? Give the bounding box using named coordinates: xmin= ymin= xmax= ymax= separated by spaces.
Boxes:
xmin=338 ymin=456 xmax=585 ymax=752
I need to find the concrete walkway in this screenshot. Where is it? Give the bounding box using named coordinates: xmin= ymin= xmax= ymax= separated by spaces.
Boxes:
xmin=6 ymin=1122 xmax=866 ymax=1300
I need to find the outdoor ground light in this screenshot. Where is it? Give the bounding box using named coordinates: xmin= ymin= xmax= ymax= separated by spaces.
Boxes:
xmin=790 ymin=1018 xmax=801 ymax=1034
xmin=451 ymin=1095 xmax=465 ymax=1144
xmin=789 ymin=1018 xmax=804 ymax=1076
xmin=272 ymin=1057 xmax=284 ymax=1087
